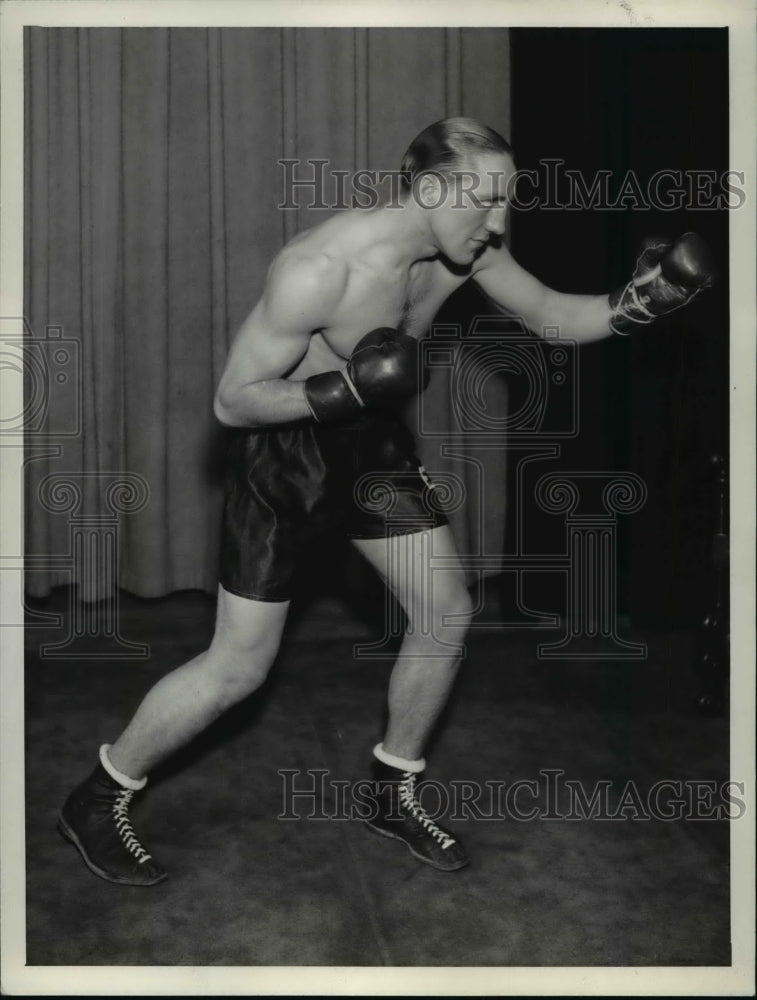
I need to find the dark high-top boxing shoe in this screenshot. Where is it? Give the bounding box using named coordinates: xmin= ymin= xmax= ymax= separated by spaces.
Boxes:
xmin=362 ymin=761 xmax=469 ymax=872
xmin=58 ymin=750 xmax=166 ymax=886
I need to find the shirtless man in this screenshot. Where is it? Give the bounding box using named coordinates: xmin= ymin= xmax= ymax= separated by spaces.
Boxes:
xmin=58 ymin=118 xmax=714 ymax=885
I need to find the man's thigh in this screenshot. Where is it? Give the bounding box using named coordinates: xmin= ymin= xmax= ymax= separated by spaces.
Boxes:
xmin=351 ymin=524 xmax=470 ymax=621
xmin=210 ymin=584 xmax=291 ymax=656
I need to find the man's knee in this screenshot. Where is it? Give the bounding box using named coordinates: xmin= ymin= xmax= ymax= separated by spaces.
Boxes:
xmin=207 ymin=617 xmax=284 ymax=706
xmin=205 ymin=642 xmax=278 ymax=709
xmin=210 ymin=589 xmax=288 ymax=683
xmin=406 ymin=581 xmax=474 ymax=635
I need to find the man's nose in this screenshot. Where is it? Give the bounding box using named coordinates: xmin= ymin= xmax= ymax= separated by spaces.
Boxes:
xmin=485 ymin=207 xmax=507 ymax=235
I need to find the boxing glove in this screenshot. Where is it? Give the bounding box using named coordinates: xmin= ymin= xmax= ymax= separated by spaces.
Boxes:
xmin=304 ymin=327 xmax=426 ymax=423
xmin=609 ymin=232 xmax=715 ymax=335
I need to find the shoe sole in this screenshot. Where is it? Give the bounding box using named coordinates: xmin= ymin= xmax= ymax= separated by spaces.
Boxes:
xmin=363 ymin=820 xmax=470 ymax=872
xmin=57 ymin=814 xmax=167 ymax=887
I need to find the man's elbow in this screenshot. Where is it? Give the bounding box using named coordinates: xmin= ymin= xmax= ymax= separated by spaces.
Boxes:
xmin=213 ymin=389 xmax=245 ymax=428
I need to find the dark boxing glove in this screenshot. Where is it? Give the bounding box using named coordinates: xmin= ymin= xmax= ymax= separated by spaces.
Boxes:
xmin=609 ymin=232 xmax=715 ymax=335
xmin=304 ymin=327 xmax=426 ymax=423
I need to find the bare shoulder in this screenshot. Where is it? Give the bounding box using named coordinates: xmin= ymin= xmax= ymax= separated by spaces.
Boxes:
xmin=263 ymin=240 xmax=349 ymax=330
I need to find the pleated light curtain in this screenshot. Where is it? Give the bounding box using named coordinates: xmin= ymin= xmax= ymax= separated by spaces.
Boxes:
xmin=24 ymin=27 xmax=511 ymax=598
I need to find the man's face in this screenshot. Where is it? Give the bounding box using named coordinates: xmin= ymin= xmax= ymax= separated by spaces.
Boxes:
xmin=419 ymin=151 xmax=516 ymax=265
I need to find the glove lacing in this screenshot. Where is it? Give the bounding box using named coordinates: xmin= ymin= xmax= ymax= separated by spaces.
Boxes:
xmin=112 ymin=788 xmax=153 ymax=864
xmin=398 ymin=772 xmax=456 ymax=851
xmin=618 ymin=276 xmax=702 ymax=327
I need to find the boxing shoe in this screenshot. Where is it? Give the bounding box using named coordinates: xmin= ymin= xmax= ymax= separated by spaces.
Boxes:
xmin=58 ymin=745 xmax=166 ymax=886
xmin=362 ymin=760 xmax=469 ymax=872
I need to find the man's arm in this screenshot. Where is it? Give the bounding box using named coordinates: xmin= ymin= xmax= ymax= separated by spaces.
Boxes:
xmin=214 ymin=252 xmax=425 ymax=428
xmin=472 ymin=244 xmax=613 ymax=344
xmin=473 ymin=235 xmax=715 ymax=343
xmin=214 ymin=254 xmax=346 ymax=428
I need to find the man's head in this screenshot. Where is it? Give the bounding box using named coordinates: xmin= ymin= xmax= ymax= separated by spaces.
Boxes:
xmin=400 ymin=118 xmax=516 ymax=265
xmin=400 ymin=118 xmax=513 ymax=195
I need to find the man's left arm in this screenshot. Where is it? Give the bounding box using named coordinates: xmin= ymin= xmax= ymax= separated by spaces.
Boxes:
xmin=473 ymin=233 xmax=715 ymax=343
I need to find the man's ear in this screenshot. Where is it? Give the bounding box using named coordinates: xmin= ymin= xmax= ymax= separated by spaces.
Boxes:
xmin=415 ymin=170 xmax=448 ymax=209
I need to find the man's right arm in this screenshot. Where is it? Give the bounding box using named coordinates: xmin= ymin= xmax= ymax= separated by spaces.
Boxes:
xmin=213 ymin=255 xmax=346 ymax=428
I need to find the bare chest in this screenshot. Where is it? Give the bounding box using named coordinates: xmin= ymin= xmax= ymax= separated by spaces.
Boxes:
xmin=318 ymin=260 xmax=462 ymax=357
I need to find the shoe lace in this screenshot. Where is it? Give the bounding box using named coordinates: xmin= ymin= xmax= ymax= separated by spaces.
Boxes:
xmin=398 ymin=773 xmax=455 ymax=850
xmin=112 ymin=789 xmax=153 ymax=864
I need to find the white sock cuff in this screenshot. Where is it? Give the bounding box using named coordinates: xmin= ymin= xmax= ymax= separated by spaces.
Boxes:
xmin=99 ymin=744 xmax=147 ymax=791
xmin=373 ymin=743 xmax=426 ymax=774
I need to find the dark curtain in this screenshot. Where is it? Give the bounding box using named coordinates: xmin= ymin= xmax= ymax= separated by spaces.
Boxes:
xmin=509 ymin=28 xmax=728 ymax=628
xmin=24 ymin=27 xmax=511 ymax=598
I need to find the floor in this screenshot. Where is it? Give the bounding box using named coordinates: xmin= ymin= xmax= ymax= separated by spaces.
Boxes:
xmin=23 ymin=584 xmax=730 ymax=967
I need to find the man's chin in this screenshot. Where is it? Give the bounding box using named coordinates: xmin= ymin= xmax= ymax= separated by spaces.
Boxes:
xmin=453 ymin=246 xmax=478 ymax=263
xmin=437 ymin=249 xmax=478 ymax=273
xmin=465 ymin=245 xmax=486 ymax=264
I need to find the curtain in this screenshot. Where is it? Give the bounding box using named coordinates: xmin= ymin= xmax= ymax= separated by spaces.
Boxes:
xmin=24 ymin=27 xmax=511 ymax=599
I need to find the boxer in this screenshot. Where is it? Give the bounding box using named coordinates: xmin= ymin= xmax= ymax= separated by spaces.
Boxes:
xmin=59 ymin=118 xmax=714 ymax=884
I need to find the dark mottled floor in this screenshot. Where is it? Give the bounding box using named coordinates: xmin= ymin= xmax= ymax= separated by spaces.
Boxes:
xmin=24 ymin=585 xmax=729 ymax=966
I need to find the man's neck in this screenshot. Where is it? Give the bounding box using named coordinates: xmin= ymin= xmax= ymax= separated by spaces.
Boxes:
xmin=372 ymin=200 xmax=439 ymax=268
